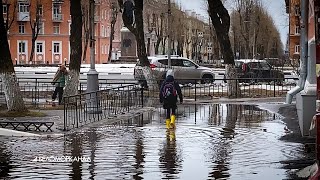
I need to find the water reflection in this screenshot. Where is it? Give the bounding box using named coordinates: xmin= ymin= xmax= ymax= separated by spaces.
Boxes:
xmin=0 ymin=104 xmax=304 ymax=180
xmin=0 ymin=142 xmax=11 ymax=179
xmin=88 ymin=130 xmax=97 ymax=180
xmin=67 ymin=133 xmax=83 ymax=180
xmin=133 ymin=131 xmax=145 ymax=180
xmin=159 ymin=129 xmax=182 ymax=179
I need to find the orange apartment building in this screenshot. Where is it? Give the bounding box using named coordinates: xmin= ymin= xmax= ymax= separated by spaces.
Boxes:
xmin=285 ymin=0 xmax=301 ymax=60
xmin=2 ymin=0 xmax=122 ymax=65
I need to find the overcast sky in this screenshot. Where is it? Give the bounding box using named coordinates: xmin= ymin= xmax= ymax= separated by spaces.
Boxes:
xmin=175 ymin=0 xmax=288 ymax=48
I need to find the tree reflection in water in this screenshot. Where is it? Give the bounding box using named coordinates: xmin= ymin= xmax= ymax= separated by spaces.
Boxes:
xmin=66 ymin=133 xmax=83 ymax=180
xmin=0 ymin=143 xmax=11 ymax=179
xmin=133 ymin=131 xmax=145 ymax=180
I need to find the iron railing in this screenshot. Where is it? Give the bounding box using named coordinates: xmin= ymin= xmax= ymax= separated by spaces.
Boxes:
xmin=0 ymin=77 xmax=298 ymax=106
xmin=0 ymin=77 xmax=136 ymax=105
xmin=63 ymin=84 xmax=143 ymax=131
xmin=143 ymin=77 xmax=298 ymax=100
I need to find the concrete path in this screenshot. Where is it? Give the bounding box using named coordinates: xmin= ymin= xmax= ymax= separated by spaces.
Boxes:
xmin=0 ymin=128 xmax=40 ymax=137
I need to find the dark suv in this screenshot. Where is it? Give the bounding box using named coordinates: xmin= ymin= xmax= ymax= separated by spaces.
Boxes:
xmin=234 ymin=59 xmax=284 ymax=84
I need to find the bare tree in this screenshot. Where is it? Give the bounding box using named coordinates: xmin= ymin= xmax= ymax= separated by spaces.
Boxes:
xmin=154 ymin=12 xmax=166 ymax=55
xmin=0 ymin=0 xmax=27 ymax=112
xmin=3 ymin=0 xmax=17 ymax=31
xmin=64 ymin=0 xmax=83 ymax=97
xmin=81 ymin=0 xmax=90 ymax=63
xmin=231 ymin=0 xmax=283 ymax=60
xmin=207 ymin=0 xmax=239 ymax=97
xmin=118 ymin=0 xmax=158 ymax=90
xmin=108 ymin=1 xmax=118 ymax=63
xmin=28 ymin=0 xmax=42 ymax=64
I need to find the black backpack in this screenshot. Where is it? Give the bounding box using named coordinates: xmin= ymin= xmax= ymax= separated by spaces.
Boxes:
xmin=162 ymin=82 xmax=177 ymax=100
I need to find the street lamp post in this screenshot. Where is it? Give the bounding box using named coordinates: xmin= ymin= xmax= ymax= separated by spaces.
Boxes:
xmin=86 ymin=0 xmax=100 ymax=113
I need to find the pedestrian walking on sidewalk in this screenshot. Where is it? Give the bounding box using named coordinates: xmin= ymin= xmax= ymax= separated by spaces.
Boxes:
xmin=51 ymin=64 xmax=68 ymax=105
xmin=159 ymin=71 xmax=183 ymax=129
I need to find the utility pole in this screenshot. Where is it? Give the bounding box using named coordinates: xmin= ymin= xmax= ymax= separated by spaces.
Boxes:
xmin=167 ymin=0 xmax=171 ymax=67
xmin=87 ymin=0 xmax=100 ymax=112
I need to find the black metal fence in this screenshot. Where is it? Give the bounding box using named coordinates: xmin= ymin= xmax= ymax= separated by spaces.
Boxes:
xmin=0 ymin=77 xmax=298 ymax=106
xmin=0 ymin=77 xmax=136 ymax=105
xmin=143 ymin=77 xmax=298 ymax=100
xmin=63 ymin=84 xmax=143 ymax=130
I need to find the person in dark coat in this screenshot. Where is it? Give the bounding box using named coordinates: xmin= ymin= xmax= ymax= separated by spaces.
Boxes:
xmin=159 ymin=73 xmax=183 ymax=129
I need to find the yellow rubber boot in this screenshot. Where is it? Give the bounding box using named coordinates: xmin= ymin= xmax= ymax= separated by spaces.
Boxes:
xmin=170 ymin=115 xmax=176 ymax=129
xmin=165 ymin=119 xmax=171 ymax=129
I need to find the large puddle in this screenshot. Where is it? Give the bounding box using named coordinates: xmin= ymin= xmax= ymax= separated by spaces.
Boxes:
xmin=0 ymin=104 xmax=307 ymax=179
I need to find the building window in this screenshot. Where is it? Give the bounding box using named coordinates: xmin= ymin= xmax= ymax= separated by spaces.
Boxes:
xmin=295 ymin=25 xmax=300 ymax=35
xmin=53 ymin=24 xmax=60 ymax=34
xmin=294 ymin=5 xmax=300 ymax=16
xmin=294 ymin=45 xmax=300 ymax=54
xmin=53 ymin=4 xmax=61 ymax=15
xmin=18 ymin=3 xmax=29 ymax=13
xmin=18 ymin=41 xmax=26 ymax=53
xmin=101 ymin=25 xmax=105 ymax=37
xmin=102 ymin=45 xmax=104 ymax=54
xmin=3 ymin=4 xmax=7 ymax=14
xmin=18 ymin=23 xmax=25 ymax=34
xmin=106 ymin=26 xmax=110 ymax=37
xmin=38 ymin=5 xmax=43 ymax=16
xmin=53 ymin=43 xmax=60 ymax=53
xmin=36 ymin=42 xmax=43 ymax=53
xmin=37 ymin=22 xmax=44 ymax=34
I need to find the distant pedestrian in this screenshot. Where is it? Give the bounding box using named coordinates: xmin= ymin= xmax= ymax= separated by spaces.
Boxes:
xmin=159 ymin=72 xmax=183 ymax=129
xmin=51 ymin=64 xmax=68 ymax=105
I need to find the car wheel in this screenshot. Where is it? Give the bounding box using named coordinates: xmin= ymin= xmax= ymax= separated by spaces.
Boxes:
xmin=201 ymin=74 xmax=214 ymax=84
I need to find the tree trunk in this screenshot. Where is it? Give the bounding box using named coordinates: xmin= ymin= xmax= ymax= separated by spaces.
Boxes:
xmin=133 ymin=0 xmax=158 ymax=90
xmin=207 ymin=0 xmax=240 ymax=97
xmin=155 ymin=38 xmax=161 ymax=55
xmin=107 ymin=23 xmax=115 ymax=63
xmin=120 ymin=0 xmax=158 ymax=91
xmin=82 ymin=32 xmax=89 ymax=62
xmin=0 ymin=1 xmax=27 ymax=112
xmin=29 ymin=38 xmax=36 ymax=64
xmin=64 ymin=0 xmax=82 ymax=99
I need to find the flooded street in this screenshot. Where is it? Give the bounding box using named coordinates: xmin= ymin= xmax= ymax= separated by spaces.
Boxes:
xmin=0 ymin=104 xmax=308 ymax=180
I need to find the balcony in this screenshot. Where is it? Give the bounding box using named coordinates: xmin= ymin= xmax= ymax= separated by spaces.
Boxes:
xmin=52 ymin=0 xmax=64 ymax=3
xmin=17 ymin=12 xmax=30 ymax=21
xmin=52 ymin=14 xmax=63 ymax=22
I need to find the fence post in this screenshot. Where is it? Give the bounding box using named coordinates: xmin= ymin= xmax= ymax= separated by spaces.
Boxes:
xmin=236 ymin=79 xmax=238 ymax=98
xmin=274 ymin=80 xmax=276 ymax=97
xmin=64 ymin=97 xmax=67 ymax=131
xmin=141 ymin=88 xmax=144 ymax=107
xmin=195 ymin=80 xmax=197 ymax=102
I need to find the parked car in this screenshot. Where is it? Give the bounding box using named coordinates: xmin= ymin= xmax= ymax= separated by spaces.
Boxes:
xmin=134 ymin=55 xmax=216 ymax=87
xmin=232 ymin=59 xmax=284 ymax=84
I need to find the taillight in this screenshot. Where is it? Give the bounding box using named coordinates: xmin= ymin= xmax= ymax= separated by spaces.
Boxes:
xmin=242 ymin=64 xmax=247 ymax=72
xmin=150 ymin=64 xmax=157 ymax=69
